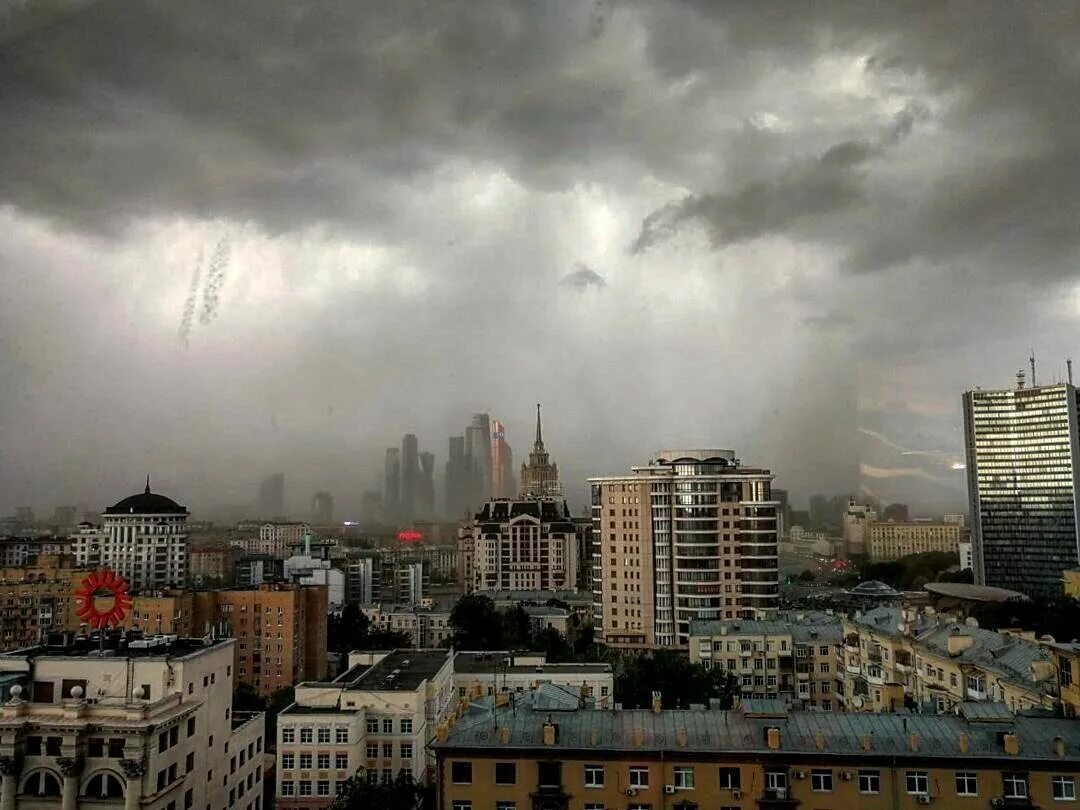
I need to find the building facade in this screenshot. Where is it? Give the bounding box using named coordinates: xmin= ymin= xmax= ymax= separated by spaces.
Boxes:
xmin=97 ymin=483 xmax=189 ymax=591
xmin=867 ymin=521 xmax=967 ymax=562
xmin=435 ymin=699 xmax=1080 ymax=810
xmin=0 ymin=555 xmax=87 ymax=650
xmin=490 ymin=420 xmax=515 ymax=499
xmin=589 ymin=450 xmax=780 ymax=649
xmin=689 ymin=611 xmax=843 ymax=710
xmin=964 ymin=379 xmax=1080 ymax=596
xmin=460 ymin=499 xmax=578 ymax=593
xmin=0 ymin=634 xmax=263 ymax=810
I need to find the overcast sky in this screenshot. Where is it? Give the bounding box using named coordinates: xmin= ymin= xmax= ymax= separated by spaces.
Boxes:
xmin=2 ymin=1 xmax=1079 ymax=519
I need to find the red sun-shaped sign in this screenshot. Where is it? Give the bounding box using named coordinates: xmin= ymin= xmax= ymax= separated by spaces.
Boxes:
xmin=74 ymin=570 xmax=133 ymax=629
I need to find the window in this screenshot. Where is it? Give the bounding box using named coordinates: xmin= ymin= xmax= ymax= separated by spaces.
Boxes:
xmin=317 ymin=753 xmax=330 ymax=769
xmin=496 ymin=804 xmax=516 ymax=810
xmin=366 ymin=743 xmax=378 ymax=759
xmin=451 ymin=761 xmax=472 ymax=784
xmin=187 ymin=717 xmax=196 ymax=736
xmin=281 ymin=754 xmax=294 ymax=769
xmin=279 ymin=782 xmax=294 ymax=797
xmin=811 ymin=769 xmax=832 ymax=792
xmin=584 ymin=765 xmax=605 ymax=788
xmin=400 ymin=719 xmax=413 ymax=734
xmin=629 ymin=766 xmax=649 ymax=788
xmin=186 ymin=752 xmax=195 ymax=773
xmin=317 ymin=728 xmax=331 ymax=744
xmin=298 ymin=781 xmax=312 ymax=796
xmin=955 ymin=772 xmax=978 ymax=796
xmin=400 ymin=743 xmax=413 ymax=759
xmin=317 ymin=781 xmax=330 ymax=796
xmin=718 ymin=767 xmax=741 ymax=790
xmin=451 ymin=803 xmax=472 ymax=810
xmin=282 ymin=727 xmax=295 ymax=744
xmin=906 ymin=771 xmax=929 ymax=795
xmin=495 ymin=762 xmax=516 ymax=785
xmin=366 ymin=718 xmax=379 ymax=734
xmin=299 ymin=728 xmax=313 ymax=744
xmin=336 ymin=728 xmax=349 ymax=744
xmin=83 ymin=773 xmax=124 ymax=799
xmin=584 ymin=805 xmax=605 ymax=810
xmin=538 ymin=761 xmax=562 ymax=788
xmin=766 ymin=770 xmax=787 ymax=791
xmin=858 ymin=770 xmax=880 ymax=794
xmin=335 ymin=754 xmax=348 ymax=769
xmin=299 ymin=753 xmax=312 ymax=769
xmin=1053 ymin=776 xmax=1077 ymax=801
xmin=673 ymin=766 xmax=694 ymax=789
xmin=1003 ymin=772 xmax=1028 ymax=799
xmin=382 ymin=718 xmax=393 ymax=733
xmin=382 ymin=743 xmax=393 ymax=758
xmin=381 ymin=768 xmax=392 ymax=784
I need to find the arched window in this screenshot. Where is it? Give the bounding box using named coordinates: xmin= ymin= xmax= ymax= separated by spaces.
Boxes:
xmin=83 ymin=772 xmax=125 ymax=799
xmin=22 ymin=771 xmax=61 ymax=796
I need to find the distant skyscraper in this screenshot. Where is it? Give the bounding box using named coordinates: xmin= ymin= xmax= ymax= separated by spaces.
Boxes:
xmin=590 ymin=449 xmax=779 ymax=648
xmin=419 ymin=451 xmax=435 ymax=519
xmin=519 ymin=404 xmax=561 ymax=497
xmin=445 ymin=436 xmax=470 ymax=519
xmin=311 ymin=491 xmax=334 ymax=523
xmin=14 ymin=506 xmax=33 ymax=526
xmin=257 ymin=473 xmax=285 ymax=519
xmin=964 ymin=375 xmax=1080 ymax=597
xmin=400 ymin=433 xmax=420 ymax=523
xmin=465 ymin=414 xmax=492 ymax=510
xmin=490 ymin=419 xmax=515 ymax=498
xmin=384 ymin=448 xmax=401 ymax=524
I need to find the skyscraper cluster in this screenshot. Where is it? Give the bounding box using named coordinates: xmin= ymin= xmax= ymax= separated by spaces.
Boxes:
xmin=383 ymin=434 xmax=436 ymax=526
xmin=444 ymin=412 xmax=519 ymax=519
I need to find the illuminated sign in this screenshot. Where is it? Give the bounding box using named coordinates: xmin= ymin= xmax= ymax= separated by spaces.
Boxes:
xmin=397 ymin=530 xmax=423 ymax=543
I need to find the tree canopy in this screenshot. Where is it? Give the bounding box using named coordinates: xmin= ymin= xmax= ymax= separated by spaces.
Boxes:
xmin=329 ymin=770 xmax=433 ymax=810
xmin=614 ymin=650 xmax=739 ymax=709
xmin=327 ymin=602 xmax=411 ymax=655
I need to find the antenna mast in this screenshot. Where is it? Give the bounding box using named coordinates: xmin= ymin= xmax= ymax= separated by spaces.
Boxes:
xmin=1068 ymin=358 xmax=1074 ymax=386
xmin=1030 ymin=351 xmax=1037 ymax=387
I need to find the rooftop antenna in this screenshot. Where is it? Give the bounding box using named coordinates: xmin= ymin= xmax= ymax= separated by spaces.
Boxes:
xmin=1016 ymin=368 xmax=1026 ymax=390
xmin=1069 ymin=358 xmax=1074 ymax=386
xmin=1030 ymin=351 xmax=1037 ymax=387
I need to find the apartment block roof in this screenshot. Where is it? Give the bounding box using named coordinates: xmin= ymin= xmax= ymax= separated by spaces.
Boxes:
xmin=340 ymin=649 xmax=450 ymax=692
xmin=437 ymin=703 xmax=1080 ymax=764
xmin=689 ymin=610 xmax=843 ymax=643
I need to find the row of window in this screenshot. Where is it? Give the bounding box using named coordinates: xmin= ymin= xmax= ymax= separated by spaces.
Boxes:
xmin=449 ymin=761 xmax=1077 ymax=800
xmin=281 ymin=752 xmax=351 ymax=769
xmin=281 ymin=726 xmax=352 ymax=744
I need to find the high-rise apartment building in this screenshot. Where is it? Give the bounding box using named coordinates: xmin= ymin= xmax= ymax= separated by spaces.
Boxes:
xmin=589 ymin=450 xmax=779 ymax=649
xmin=842 ymin=499 xmax=878 ymax=559
xmin=459 ymin=498 xmax=578 ymax=593
xmin=519 ymin=404 xmax=561 ymax=497
xmin=384 ymin=448 xmax=401 ymax=524
xmin=419 ymin=451 xmax=435 ymax=519
xmin=97 ymin=481 xmax=189 ymax=590
xmin=490 ymin=420 xmax=515 ymax=498
xmin=257 ymin=472 xmax=286 ymax=519
xmin=963 ymin=377 xmax=1080 ymax=596
xmin=0 ymin=555 xmax=86 ymax=650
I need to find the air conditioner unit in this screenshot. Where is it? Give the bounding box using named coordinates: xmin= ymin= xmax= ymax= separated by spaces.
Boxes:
xmin=794 ymin=770 xmax=807 ymax=779
xmin=775 ymin=788 xmax=788 ymax=799
xmin=991 ymin=800 xmax=1005 ymax=808
xmin=732 ymin=790 xmax=742 ymax=799
xmin=664 ymin=785 xmax=676 ymax=795
xmin=624 ymin=788 xmax=637 ymax=797
xmin=840 ymin=771 xmax=853 ymax=780
xmin=917 ymin=795 xmax=932 ymax=805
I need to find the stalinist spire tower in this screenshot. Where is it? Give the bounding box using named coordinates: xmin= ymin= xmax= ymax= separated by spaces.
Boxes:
xmin=519 ymin=403 xmax=562 ymax=497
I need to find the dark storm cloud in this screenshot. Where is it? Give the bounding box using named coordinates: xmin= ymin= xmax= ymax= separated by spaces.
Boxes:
xmin=1 ymin=0 xmax=1078 ymax=517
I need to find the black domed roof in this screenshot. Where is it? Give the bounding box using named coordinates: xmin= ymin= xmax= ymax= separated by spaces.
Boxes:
xmin=105 ymin=479 xmax=188 ymax=515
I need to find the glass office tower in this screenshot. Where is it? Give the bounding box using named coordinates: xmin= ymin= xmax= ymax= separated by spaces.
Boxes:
xmin=963 ymin=379 xmax=1080 ymax=597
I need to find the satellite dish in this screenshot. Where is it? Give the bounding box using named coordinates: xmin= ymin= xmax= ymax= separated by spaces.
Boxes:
xmin=852 ymin=695 xmax=865 ymax=708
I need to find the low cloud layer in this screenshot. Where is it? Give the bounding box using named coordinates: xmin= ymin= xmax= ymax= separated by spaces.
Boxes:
xmin=2 ymin=1 xmax=1078 ymax=517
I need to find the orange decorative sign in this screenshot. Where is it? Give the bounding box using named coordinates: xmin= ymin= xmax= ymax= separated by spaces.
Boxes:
xmin=74 ymin=570 xmax=132 ymax=629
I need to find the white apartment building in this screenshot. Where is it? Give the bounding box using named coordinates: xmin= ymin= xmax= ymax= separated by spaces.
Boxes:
xmin=276 ymin=649 xmax=455 ymax=809
xmin=0 ymin=634 xmax=263 ymax=810
xmin=460 ymin=499 xmax=579 ymax=593
xmin=231 ymin=524 xmax=310 ymax=559
xmin=360 ymin=605 xmax=453 ymax=648
xmin=94 ymin=483 xmax=189 ymax=591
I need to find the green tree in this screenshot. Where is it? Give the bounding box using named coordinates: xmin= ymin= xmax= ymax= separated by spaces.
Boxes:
xmin=232 ymin=682 xmax=266 ymax=712
xmin=501 ymin=605 xmax=532 ymax=649
xmin=798 ymin=569 xmax=816 ymax=583
xmin=449 ymin=594 xmax=503 ymax=649
xmin=535 ymin=626 xmax=571 ymax=662
xmin=264 ymin=685 xmax=295 ymax=748
xmin=615 ymin=650 xmax=740 ymax=709
xmin=330 ymin=770 xmax=433 ymax=810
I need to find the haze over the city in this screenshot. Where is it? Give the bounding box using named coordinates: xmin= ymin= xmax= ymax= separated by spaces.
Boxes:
xmin=3 ymin=1 xmax=1079 ymax=517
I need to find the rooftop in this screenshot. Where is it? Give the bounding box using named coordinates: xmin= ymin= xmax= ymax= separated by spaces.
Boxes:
xmin=438 ymin=702 xmax=1080 ymax=763
xmin=340 ymin=649 xmax=450 ymax=692
xmin=0 ymin=633 xmax=230 ymax=660
xmin=689 ymin=610 xmax=842 ymax=643
xmin=924 ymin=581 xmax=1031 ymax=603
xmin=475 ymin=499 xmax=572 ymax=525
xmin=104 ymin=481 xmax=188 ymax=516
xmin=453 ymin=652 xmax=612 ymax=676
